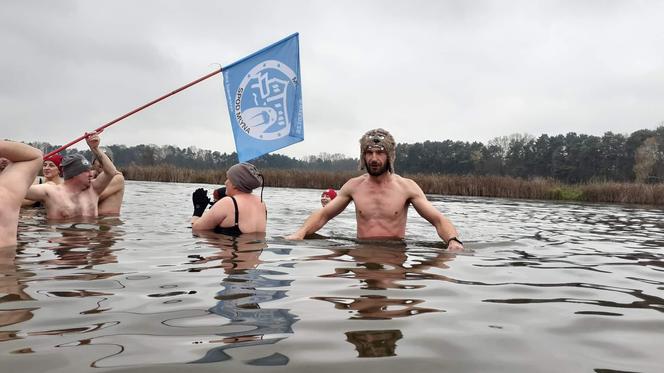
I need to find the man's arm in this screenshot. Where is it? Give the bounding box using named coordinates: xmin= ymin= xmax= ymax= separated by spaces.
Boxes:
xmin=286 ymin=182 xmax=353 ymax=240
xmin=0 ymin=141 xmax=43 ymax=202
xmin=25 ymin=183 xmax=50 ymax=203
xmin=407 ymin=179 xmax=464 ymax=251
xmin=22 ymin=177 xmax=43 ymax=206
xmin=86 ymin=133 xmax=119 ymax=194
xmin=99 ymin=173 xmax=125 ymax=200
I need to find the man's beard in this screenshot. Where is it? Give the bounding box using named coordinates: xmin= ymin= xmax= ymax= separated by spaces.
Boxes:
xmin=366 ymin=160 xmax=389 ymax=176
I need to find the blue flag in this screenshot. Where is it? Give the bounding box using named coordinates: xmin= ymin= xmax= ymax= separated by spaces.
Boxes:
xmin=222 ymin=33 xmax=304 ymax=162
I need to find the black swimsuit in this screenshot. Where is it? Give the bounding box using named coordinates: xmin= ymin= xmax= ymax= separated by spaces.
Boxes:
xmin=213 ymin=196 xmax=243 ymax=236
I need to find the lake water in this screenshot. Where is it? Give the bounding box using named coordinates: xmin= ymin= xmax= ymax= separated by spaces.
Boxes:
xmin=1 ymin=180 xmax=663 ymax=372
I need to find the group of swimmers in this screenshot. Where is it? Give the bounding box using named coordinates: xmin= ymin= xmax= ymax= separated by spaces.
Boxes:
xmin=0 ymin=132 xmax=125 ymax=247
xmin=0 ymin=128 xmax=463 ymax=251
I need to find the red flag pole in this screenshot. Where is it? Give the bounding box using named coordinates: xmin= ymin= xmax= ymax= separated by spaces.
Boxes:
xmin=44 ymin=68 xmax=222 ymax=159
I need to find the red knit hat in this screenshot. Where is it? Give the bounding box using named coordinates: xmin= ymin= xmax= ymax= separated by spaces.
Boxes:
xmin=322 ymin=188 xmax=337 ymax=199
xmin=45 ymin=154 xmax=63 ymax=173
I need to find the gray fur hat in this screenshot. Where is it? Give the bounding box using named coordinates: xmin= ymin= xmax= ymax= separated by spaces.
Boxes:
xmin=359 ymin=128 xmax=396 ymax=173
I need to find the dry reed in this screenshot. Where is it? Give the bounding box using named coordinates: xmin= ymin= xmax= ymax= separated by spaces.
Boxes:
xmin=120 ymin=165 xmax=664 ymax=206
xmin=579 ymin=182 xmax=664 ymax=205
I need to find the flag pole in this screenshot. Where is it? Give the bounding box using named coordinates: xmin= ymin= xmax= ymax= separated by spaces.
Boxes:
xmin=44 ymin=68 xmax=222 ymax=159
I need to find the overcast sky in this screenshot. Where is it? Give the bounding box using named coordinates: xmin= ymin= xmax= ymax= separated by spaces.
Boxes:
xmin=2 ymin=0 xmax=663 ymax=159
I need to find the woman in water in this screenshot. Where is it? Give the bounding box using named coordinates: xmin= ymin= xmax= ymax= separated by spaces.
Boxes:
xmin=191 ymin=163 xmax=266 ymax=235
xmin=42 ymin=154 xmax=63 ymax=185
xmin=22 ymin=154 xmax=63 ymax=207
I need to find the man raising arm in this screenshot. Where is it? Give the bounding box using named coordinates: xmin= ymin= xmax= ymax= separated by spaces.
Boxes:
xmin=25 ymin=132 xmax=119 ymax=219
xmin=0 ymin=141 xmax=43 ymax=247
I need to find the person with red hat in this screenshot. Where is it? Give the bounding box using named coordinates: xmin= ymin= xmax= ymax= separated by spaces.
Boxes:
xmin=22 ymin=153 xmax=64 ymax=207
xmin=42 ymin=153 xmax=63 ymax=185
xmin=321 ymin=188 xmax=337 ymax=207
xmin=25 ymin=132 xmax=120 ymax=219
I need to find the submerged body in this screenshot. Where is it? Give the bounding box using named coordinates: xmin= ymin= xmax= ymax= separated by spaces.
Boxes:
xmin=292 ymin=171 xmax=458 ymax=241
xmin=25 ymin=133 xmax=119 ymax=220
xmin=288 ymin=128 xmax=463 ymax=250
xmin=191 ymin=163 xmax=266 ymax=235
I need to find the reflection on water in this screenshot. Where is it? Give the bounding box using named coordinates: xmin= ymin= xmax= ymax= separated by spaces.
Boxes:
xmin=346 ymin=329 xmax=403 ymax=358
xmin=0 ymin=247 xmax=33 ymax=343
xmin=310 ymin=243 xmax=454 ymax=321
xmin=0 ymin=181 xmax=663 ymax=372
xmin=0 ymin=218 xmax=122 ymax=345
xmin=187 ymin=232 xmax=297 ymax=365
xmin=309 ymin=243 xmax=454 ymax=290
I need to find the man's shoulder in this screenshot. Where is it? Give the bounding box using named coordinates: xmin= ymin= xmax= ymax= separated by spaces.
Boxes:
xmin=390 ymin=174 xmax=424 ymax=197
xmin=347 ymin=174 xmax=369 ymax=184
xmin=31 ymin=181 xmax=57 ymax=192
xmin=345 ymin=174 xmax=378 ymax=190
xmin=389 ymin=173 xmax=416 ymax=185
xmin=111 ymin=173 xmax=125 ymax=184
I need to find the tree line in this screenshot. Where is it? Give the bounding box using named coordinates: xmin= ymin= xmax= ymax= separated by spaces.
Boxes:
xmin=29 ymin=125 xmax=664 ymax=184
xmin=397 ymin=127 xmax=664 ymax=183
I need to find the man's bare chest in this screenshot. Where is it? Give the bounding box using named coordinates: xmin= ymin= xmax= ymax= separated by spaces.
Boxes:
xmin=48 ymin=190 xmax=97 ymax=218
xmin=353 ymin=190 xmax=409 ymax=220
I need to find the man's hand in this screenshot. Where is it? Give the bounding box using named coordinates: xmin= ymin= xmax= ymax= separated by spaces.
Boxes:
xmin=85 ymin=132 xmax=101 ymax=150
xmin=285 ymin=232 xmax=305 ymax=240
xmin=446 ymin=240 xmax=464 ymax=252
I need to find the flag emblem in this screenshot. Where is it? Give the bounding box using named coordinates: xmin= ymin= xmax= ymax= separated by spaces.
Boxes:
xmin=223 ymin=33 xmax=304 ymax=162
xmin=235 ymin=60 xmax=297 ymax=141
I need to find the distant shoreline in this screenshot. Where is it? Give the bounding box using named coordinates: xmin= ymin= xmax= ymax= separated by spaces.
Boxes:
xmin=120 ymin=164 xmax=664 ymax=206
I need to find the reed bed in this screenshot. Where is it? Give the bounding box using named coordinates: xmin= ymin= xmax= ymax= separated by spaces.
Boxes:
xmin=121 ymin=165 xmax=359 ymax=189
xmin=410 ymin=174 xmax=560 ymax=200
xmin=579 ymin=182 xmax=664 ymax=205
xmin=261 ymin=169 xmax=360 ymax=189
xmin=120 ymin=165 xmax=664 ymax=206
xmin=121 ymin=164 xmax=227 ymax=184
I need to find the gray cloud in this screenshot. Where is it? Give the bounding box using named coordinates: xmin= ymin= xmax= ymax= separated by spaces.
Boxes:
xmin=2 ymin=0 xmax=663 ymax=159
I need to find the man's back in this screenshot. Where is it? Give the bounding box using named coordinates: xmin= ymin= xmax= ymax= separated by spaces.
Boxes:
xmin=0 ymin=141 xmax=42 ymax=247
xmin=98 ymin=173 xmax=125 ymax=215
xmin=0 ymin=188 xmax=24 ymax=247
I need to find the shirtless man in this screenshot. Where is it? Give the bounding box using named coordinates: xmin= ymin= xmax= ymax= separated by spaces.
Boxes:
xmin=25 ymin=133 xmax=120 ymax=219
xmin=91 ymin=152 xmax=125 ymax=215
xmin=287 ymin=128 xmax=464 ymax=251
xmin=0 ymin=141 xmax=43 ymax=247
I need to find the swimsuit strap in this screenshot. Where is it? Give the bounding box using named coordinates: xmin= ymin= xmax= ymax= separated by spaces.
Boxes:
xmin=230 ymin=196 xmax=239 ymax=227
